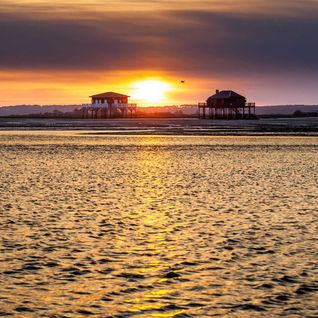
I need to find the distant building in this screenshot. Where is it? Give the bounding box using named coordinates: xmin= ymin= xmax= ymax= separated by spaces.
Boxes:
xmin=82 ymin=92 xmax=137 ymax=119
xmin=198 ymin=90 xmax=256 ymax=119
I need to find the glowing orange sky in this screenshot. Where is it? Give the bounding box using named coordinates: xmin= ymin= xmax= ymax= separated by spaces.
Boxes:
xmin=0 ymin=70 xmax=223 ymax=106
xmin=0 ymin=0 xmax=318 ymax=106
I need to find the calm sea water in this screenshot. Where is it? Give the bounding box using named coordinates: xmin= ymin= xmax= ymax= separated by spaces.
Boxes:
xmin=0 ymin=132 xmax=317 ymax=318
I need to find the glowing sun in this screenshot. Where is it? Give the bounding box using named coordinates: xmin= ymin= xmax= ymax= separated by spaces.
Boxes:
xmin=131 ymin=80 xmax=172 ymax=105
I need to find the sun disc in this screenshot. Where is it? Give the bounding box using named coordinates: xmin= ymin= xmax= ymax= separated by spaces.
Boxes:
xmin=131 ymin=80 xmax=171 ymax=104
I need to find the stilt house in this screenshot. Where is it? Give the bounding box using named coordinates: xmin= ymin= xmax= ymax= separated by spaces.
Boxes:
xmin=82 ymin=92 xmax=137 ymax=119
xmin=198 ymin=90 xmax=256 ymax=119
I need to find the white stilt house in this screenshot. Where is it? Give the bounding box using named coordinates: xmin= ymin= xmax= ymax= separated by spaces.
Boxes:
xmin=82 ymin=92 xmax=137 ymax=119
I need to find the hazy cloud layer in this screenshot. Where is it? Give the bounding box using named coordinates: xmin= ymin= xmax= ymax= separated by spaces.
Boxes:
xmin=2 ymin=0 xmax=318 ymax=14
xmin=1 ymin=1 xmax=318 ymax=77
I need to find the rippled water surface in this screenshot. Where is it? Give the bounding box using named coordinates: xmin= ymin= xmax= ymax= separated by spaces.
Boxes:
xmin=1 ymin=132 xmax=317 ymax=317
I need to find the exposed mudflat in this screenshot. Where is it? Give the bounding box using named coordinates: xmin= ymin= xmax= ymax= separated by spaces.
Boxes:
xmin=0 ymin=117 xmax=317 ymax=135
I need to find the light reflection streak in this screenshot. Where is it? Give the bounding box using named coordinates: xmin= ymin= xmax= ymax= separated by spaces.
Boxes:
xmin=119 ymin=136 xmax=180 ymax=314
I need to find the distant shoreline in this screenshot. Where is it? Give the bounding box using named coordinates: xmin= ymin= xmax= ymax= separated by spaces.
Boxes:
xmin=0 ymin=117 xmax=317 ymax=136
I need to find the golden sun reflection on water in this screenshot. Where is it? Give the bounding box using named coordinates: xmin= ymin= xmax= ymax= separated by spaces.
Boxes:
xmin=120 ymin=138 xmax=181 ymax=314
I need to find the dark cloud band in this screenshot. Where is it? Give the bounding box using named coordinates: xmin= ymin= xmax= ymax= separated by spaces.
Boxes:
xmin=0 ymin=7 xmax=317 ymax=75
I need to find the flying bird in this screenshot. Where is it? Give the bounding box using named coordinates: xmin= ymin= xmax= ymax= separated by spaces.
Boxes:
xmin=181 ymin=80 xmax=185 ymax=83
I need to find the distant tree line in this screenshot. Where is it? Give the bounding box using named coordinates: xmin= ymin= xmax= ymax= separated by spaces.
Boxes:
xmin=1 ymin=108 xmax=317 ymax=119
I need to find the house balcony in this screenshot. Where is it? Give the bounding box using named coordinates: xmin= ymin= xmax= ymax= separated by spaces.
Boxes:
xmin=198 ymin=102 xmax=255 ymax=108
xmin=198 ymin=101 xmax=256 ymax=120
xmin=82 ymin=103 xmax=137 ymax=109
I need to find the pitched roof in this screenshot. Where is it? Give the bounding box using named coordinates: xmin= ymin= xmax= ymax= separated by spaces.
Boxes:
xmin=208 ymin=90 xmax=245 ymax=100
xmin=90 ymin=92 xmax=130 ymax=98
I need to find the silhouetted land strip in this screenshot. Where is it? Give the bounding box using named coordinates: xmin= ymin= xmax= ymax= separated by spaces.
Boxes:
xmin=0 ymin=118 xmax=317 ymax=135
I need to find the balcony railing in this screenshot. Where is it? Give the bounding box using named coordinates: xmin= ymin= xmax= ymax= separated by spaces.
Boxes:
xmin=82 ymin=103 xmax=137 ymax=109
xmin=198 ymin=102 xmax=255 ymax=107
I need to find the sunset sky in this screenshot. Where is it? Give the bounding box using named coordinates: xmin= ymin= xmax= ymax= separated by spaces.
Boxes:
xmin=1 ymin=0 xmax=318 ymax=106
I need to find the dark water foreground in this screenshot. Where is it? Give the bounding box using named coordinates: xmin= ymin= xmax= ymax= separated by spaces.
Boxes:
xmin=0 ymin=132 xmax=317 ymax=317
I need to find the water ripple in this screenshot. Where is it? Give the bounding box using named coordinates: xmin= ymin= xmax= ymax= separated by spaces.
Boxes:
xmin=0 ymin=133 xmax=317 ymax=317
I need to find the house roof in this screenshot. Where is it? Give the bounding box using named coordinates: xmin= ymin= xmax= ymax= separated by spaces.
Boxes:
xmin=208 ymin=90 xmax=245 ymax=100
xmin=90 ymin=92 xmax=130 ymax=98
